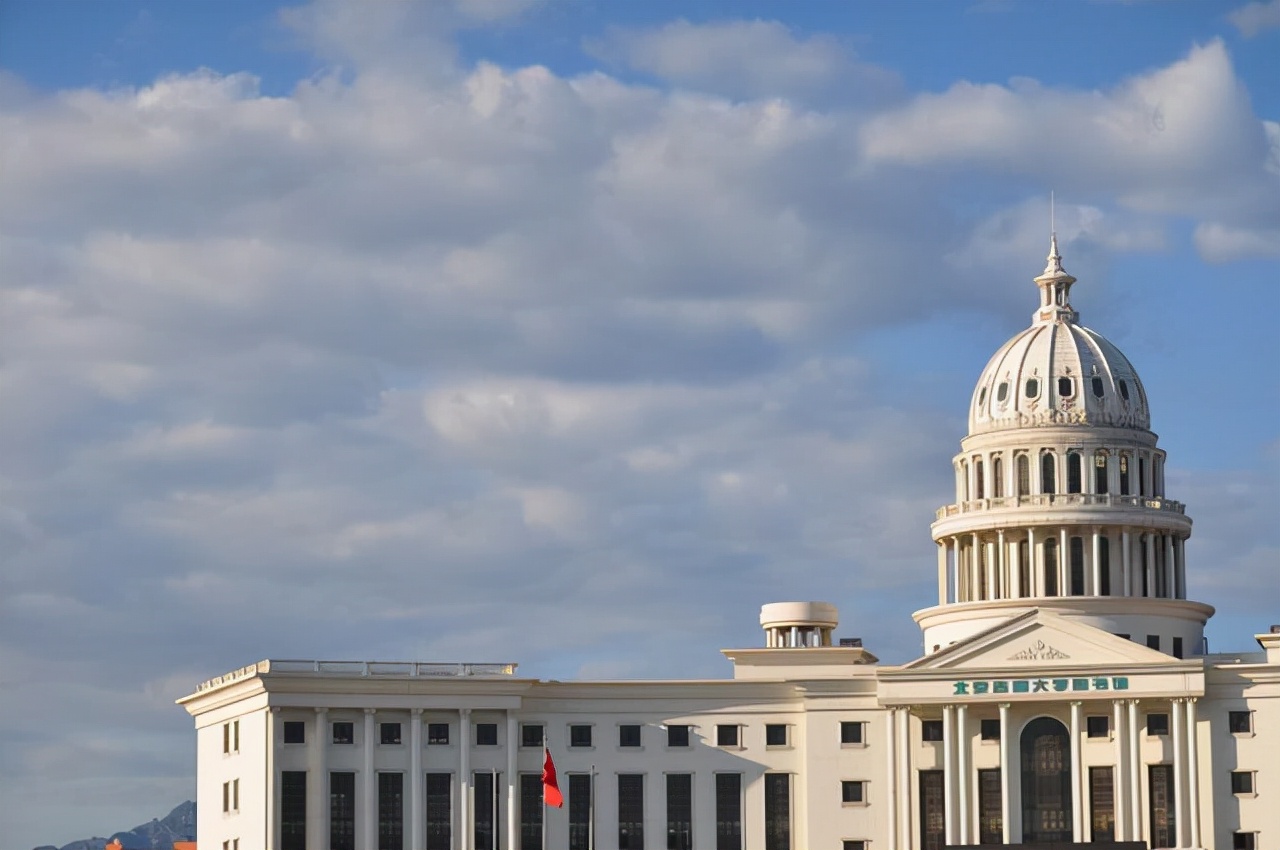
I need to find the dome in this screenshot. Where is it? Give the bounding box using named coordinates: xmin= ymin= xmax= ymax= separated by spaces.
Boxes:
xmin=968 ymin=237 xmax=1151 ymax=436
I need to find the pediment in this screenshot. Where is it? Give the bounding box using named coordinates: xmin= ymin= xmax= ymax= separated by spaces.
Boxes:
xmin=901 ymin=609 xmax=1174 ymax=672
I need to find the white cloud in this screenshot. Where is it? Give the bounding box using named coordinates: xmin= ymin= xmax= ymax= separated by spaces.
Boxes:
xmin=1228 ymin=0 xmax=1280 ymax=36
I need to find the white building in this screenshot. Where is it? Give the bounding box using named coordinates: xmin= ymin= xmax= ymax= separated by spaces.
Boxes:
xmin=180 ymin=241 xmax=1279 ymax=850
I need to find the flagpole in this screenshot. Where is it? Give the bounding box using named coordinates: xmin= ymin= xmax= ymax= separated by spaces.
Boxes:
xmin=542 ymin=732 xmax=548 ymax=850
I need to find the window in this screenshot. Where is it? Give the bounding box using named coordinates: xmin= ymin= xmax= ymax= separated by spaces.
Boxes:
xmin=223 ymin=720 xmax=240 ymax=754
xmin=1233 ymin=832 xmax=1257 ymax=850
xmin=1087 ymin=716 xmax=1110 ymax=738
xmin=840 ymin=721 xmax=864 ymax=745
xmin=667 ymin=774 xmax=692 ymax=850
xmin=921 ymin=720 xmax=943 ymax=742
xmin=330 ymin=771 xmax=356 ymax=850
xmin=379 ymin=773 xmax=404 ymax=850
xmin=222 ymin=780 xmax=231 ymax=813
xmin=765 ymin=724 xmax=788 ymax=746
xmin=1067 ymin=451 xmax=1083 ymax=494
xmin=1229 ymin=711 xmax=1254 ymax=735
xmin=1147 ymin=713 xmax=1169 ymax=736
xmin=1026 ymin=378 xmax=1039 ymax=398
xmin=1173 ymin=636 xmax=1184 ymax=658
xmin=1146 ymin=634 xmax=1160 ymax=651
xmin=841 ymin=780 xmax=866 ymax=805
xmin=381 ymin=722 xmax=402 ymax=745
xmin=281 ymin=771 xmax=306 ymax=850
xmin=1041 ymin=451 xmax=1056 ymax=494
xmin=522 ymin=723 xmax=545 ymax=748
xmin=716 ymin=724 xmax=739 ymax=747
xmin=1095 ymin=450 xmax=1109 ymax=494
xmin=974 ymin=458 xmax=985 ymax=499
xmin=426 ymin=773 xmax=451 ymax=850
xmin=333 ymin=721 xmax=355 ymax=745
xmin=843 ymin=843 xmax=867 ymax=850
xmin=667 ymin=724 xmax=690 ymax=747
xmin=1070 ymin=536 xmax=1085 ymax=595
xmin=715 ymin=773 xmax=742 ymax=850
xmin=1092 ymin=376 xmax=1105 ymax=398
xmin=475 ymin=723 xmax=498 ymax=746
xmin=284 ymin=720 xmax=305 ymax=744
xmin=1058 ymin=376 xmax=1074 ymax=397
xmin=977 ymin=387 xmax=987 ymax=407
xmin=992 ymin=456 xmax=1004 ymax=498
xmin=1118 ymin=379 xmax=1130 ymax=402
xmin=1016 ymin=453 xmax=1030 ymax=496
xmin=427 ymin=723 xmax=449 ymax=745
xmin=980 ymin=719 xmax=1000 ymax=741
xmin=996 ymin=381 xmax=1008 ymax=403
xmin=520 ymin=774 xmax=544 ymax=850
xmin=618 ymin=774 xmax=644 ymax=850
xmin=570 ymin=724 xmax=592 ymax=748
xmin=569 ymin=774 xmax=592 ymax=850
xmin=1231 ymin=771 xmax=1255 ymax=795
xmin=764 ymin=773 xmax=790 ymax=850
xmin=619 ymin=724 xmax=642 ymax=748
xmin=474 ymin=771 xmax=500 ymax=850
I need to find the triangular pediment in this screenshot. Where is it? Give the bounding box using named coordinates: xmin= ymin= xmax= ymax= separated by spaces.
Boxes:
xmin=900 ymin=609 xmax=1175 ymax=672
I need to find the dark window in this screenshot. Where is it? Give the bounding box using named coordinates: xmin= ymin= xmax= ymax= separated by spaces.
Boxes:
xmin=978 ymin=387 xmax=987 ymax=407
xmin=716 ymin=724 xmax=739 ymax=747
xmin=281 ymin=771 xmax=306 ymax=850
xmin=569 ymin=774 xmax=592 ymax=850
xmin=844 ymin=841 xmax=868 ymax=850
xmin=1090 ymin=766 xmax=1115 ymax=842
xmin=980 ymin=719 xmax=1000 ymax=741
xmin=1118 ymin=379 xmax=1130 ymax=402
xmin=715 ymin=773 xmax=742 ymax=850
xmin=1116 ymin=633 xmax=1131 ymax=641
xmin=522 ymin=723 xmax=544 ymax=748
xmin=993 ymin=456 xmax=1004 ymax=498
xmin=1043 ymin=537 xmax=1059 ymax=596
xmin=1098 ymin=536 xmax=1111 ymax=595
xmin=1234 ymin=832 xmax=1257 ymax=850
xmin=330 ymin=771 xmax=356 ymax=850
xmin=840 ymin=721 xmax=864 ymax=745
xmin=520 ymin=773 xmax=543 ymax=850
xmin=1147 ymin=713 xmax=1169 ymax=736
xmin=427 ymin=723 xmax=449 ymax=745
xmin=380 ymin=722 xmax=401 ymax=745
xmin=1231 ymin=771 xmax=1255 ymax=794
xmin=618 ymin=774 xmax=644 ymax=850
xmin=997 ymin=381 xmax=1008 ymax=402
xmin=1095 ymin=450 xmax=1109 ymax=493
xmin=667 ymin=724 xmax=690 ymax=747
xmin=1149 ymin=764 xmax=1175 ymax=849
xmin=841 ymin=780 xmax=865 ymax=804
xmin=975 ymin=458 xmax=985 ymax=499
xmin=425 ymin=773 xmax=451 ymax=850
xmin=667 ymin=774 xmax=692 ymax=850
xmin=1070 ymin=537 xmax=1085 ymax=595
xmin=378 ymin=772 xmax=404 ymax=850
xmin=1016 ymin=454 xmax=1030 ymax=497
xmin=920 ymin=770 xmax=944 ymax=850
xmin=570 ymin=724 xmax=592 ymax=748
xmin=1058 ymin=376 xmax=1074 ymax=398
xmin=1146 ymin=634 xmax=1160 ymax=651
xmin=978 ymin=769 xmax=1002 ymax=845
xmin=619 ymin=724 xmax=642 ymax=747
xmin=1229 ymin=711 xmax=1253 ymax=734
xmin=475 ymin=723 xmax=498 ymax=746
xmin=1119 ymin=453 xmax=1131 ymax=495
xmin=1173 ymin=636 xmax=1184 ymax=658
xmin=1041 ymin=451 xmax=1056 ymax=494
xmin=284 ymin=721 xmax=305 ymax=744
xmin=473 ymin=771 xmax=499 ymax=850
xmin=766 ymin=724 xmax=788 ymax=746
xmin=1091 ymin=376 xmax=1105 ymax=398
xmin=1026 ymin=378 xmax=1039 ymax=398
xmin=922 ymin=720 xmax=944 ymax=741
xmin=764 ymin=773 xmax=790 ymax=850
xmin=1067 ymin=451 xmax=1083 ymax=494
xmin=1087 ymin=716 xmax=1110 ymax=738
xmin=333 ymin=721 xmax=354 ymax=745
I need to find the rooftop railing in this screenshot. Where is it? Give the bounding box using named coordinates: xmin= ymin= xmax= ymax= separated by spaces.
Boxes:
xmin=935 ymin=493 xmax=1186 ymax=520
xmin=194 ymin=660 xmax=517 ymax=692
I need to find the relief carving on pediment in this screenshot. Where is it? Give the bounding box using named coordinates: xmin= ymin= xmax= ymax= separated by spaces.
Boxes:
xmin=1008 ymin=639 xmax=1069 ymax=661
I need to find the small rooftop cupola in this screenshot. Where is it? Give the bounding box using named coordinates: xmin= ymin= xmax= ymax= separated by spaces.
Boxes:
xmin=1033 ymin=234 xmax=1079 ymax=325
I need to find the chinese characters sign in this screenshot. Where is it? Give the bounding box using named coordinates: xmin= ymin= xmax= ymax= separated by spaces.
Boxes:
xmin=952 ymin=676 xmax=1129 ymax=696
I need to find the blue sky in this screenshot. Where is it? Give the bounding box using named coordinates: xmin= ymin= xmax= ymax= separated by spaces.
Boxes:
xmin=1 ymin=0 xmax=1278 ymax=846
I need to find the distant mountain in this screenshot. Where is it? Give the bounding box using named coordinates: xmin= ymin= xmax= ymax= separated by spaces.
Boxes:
xmin=31 ymin=800 xmax=195 ymax=850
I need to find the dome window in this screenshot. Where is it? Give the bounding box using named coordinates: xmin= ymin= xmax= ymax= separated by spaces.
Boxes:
xmin=996 ymin=382 xmax=1009 ymax=403
xmin=1118 ymin=379 xmax=1130 ymax=402
xmin=1025 ymin=378 xmax=1040 ymax=399
xmin=1058 ymin=377 xmax=1074 ymax=398
xmin=1091 ymin=377 xmax=1105 ymax=398
xmin=978 ymin=387 xmax=987 ymax=407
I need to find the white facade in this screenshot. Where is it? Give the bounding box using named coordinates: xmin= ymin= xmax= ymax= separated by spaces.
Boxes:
xmin=181 ymin=242 xmax=1280 ymax=850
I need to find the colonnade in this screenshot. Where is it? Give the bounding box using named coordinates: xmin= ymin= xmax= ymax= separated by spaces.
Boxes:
xmin=956 ymin=446 xmax=1166 ymax=504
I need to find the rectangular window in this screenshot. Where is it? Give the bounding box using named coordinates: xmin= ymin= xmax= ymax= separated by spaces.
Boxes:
xmin=978 ymin=769 xmax=1002 ymax=845
xmin=474 ymin=771 xmax=500 ymax=850
xmin=223 ymin=720 xmax=239 ymax=754
xmin=979 ymin=719 xmax=1000 ymax=741
xmin=841 ymin=780 xmax=865 ymax=804
xmin=840 ymin=721 xmax=864 ymax=745
xmin=1234 ymin=832 xmax=1257 ymax=850
xmin=764 ymin=773 xmax=790 ymax=850
xmin=618 ymin=774 xmax=644 ymax=850
xmin=1090 ymin=766 xmax=1115 ymax=843
xmin=1229 ymin=710 xmax=1253 ymax=735
xmin=1070 ymin=536 xmax=1085 ymax=595
xmin=569 ymin=774 xmax=592 ymax=850
xmin=1172 ymin=636 xmax=1184 ymax=658
xmin=520 ymin=773 xmax=544 ymax=850
xmin=475 ymin=723 xmax=498 ymax=746
xmin=765 ymin=724 xmax=788 ymax=746
xmin=667 ymin=724 xmax=690 ymax=748
xmin=1231 ymin=771 xmax=1255 ymax=795
xmin=425 ymin=773 xmax=451 ymax=850
xmin=522 ymin=723 xmax=544 ymax=748
xmin=667 ymin=773 xmax=692 ymax=850
xmin=919 ymin=770 xmax=944 ymax=850
xmin=715 ymin=773 xmax=742 ymax=850
xmin=1146 ymin=634 xmax=1160 ymax=651
xmin=843 ymin=843 xmax=867 ymax=850
xmin=223 ymin=779 xmax=240 ymax=812
xmin=427 ymin=723 xmax=449 ymax=745
xmin=716 ymin=724 xmax=739 ymax=747
xmin=921 ymin=720 xmax=944 ymax=741
xmin=570 ymin=724 xmax=592 ymax=748
xmin=1147 ymin=713 xmax=1169 ymax=736
xmin=281 ymin=771 xmax=307 ymax=850
xmin=1087 ymin=715 xmax=1110 ymax=738
xmin=223 ymin=781 xmax=229 ymax=813
xmin=333 ymin=721 xmax=355 ymax=745
xmin=1148 ymin=764 xmax=1175 ymax=849
xmin=380 ymin=722 xmax=402 ymax=745
xmin=233 ymin=778 xmax=239 ymax=812
xmin=619 ymin=724 xmax=642 ymax=748
xmin=378 ymin=773 xmax=404 ymax=850
xmin=330 ymin=771 xmax=356 ymax=850
xmin=284 ymin=720 xmax=305 ymax=744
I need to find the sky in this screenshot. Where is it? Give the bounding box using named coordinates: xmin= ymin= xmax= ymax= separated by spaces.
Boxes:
xmin=0 ymin=0 xmax=1277 ymax=845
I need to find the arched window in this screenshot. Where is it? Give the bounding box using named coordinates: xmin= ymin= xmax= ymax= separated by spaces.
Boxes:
xmin=992 ymin=456 xmax=1005 ymax=498
xmin=1057 ymin=376 xmax=1074 ymax=398
xmin=1040 ymin=452 xmax=1056 ymax=495
xmin=1098 ymin=537 xmax=1111 ymax=596
xmin=1153 ymin=456 xmax=1164 ymax=497
xmin=1091 ymin=376 xmax=1105 ymax=398
xmin=1026 ymin=378 xmax=1040 ymax=399
xmin=1043 ymin=538 xmax=1059 ymax=596
xmin=1018 ymin=541 xmax=1031 ymax=597
xmin=1138 ymin=456 xmax=1147 ymax=497
xmin=1069 ymin=537 xmax=1085 ymax=595
xmin=1118 ymin=453 xmax=1131 ymax=496
xmin=1094 ymin=450 xmax=1109 ymax=494
xmin=1016 ymin=454 xmax=1030 ymax=497
xmin=975 ymin=458 xmax=985 ymax=500
xmin=960 ymin=460 xmax=969 ymax=501
xmin=1066 ymin=451 xmax=1082 ymax=494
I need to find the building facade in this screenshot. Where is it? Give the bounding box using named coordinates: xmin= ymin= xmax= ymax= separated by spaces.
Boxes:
xmin=181 ymin=242 xmax=1279 ymax=850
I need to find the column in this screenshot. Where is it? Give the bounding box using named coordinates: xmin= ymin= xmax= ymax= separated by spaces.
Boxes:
xmin=363 ymin=709 xmax=377 ymax=850
xmin=1187 ymin=699 xmax=1201 ymax=848
xmin=1176 ymin=537 xmax=1187 ymax=601
xmin=1028 ymin=529 xmax=1040 ymax=597
xmin=1122 ymin=529 xmax=1132 ymax=596
xmin=887 ymin=709 xmax=899 ymax=850
xmin=308 ymin=708 xmax=328 ymax=850
xmin=1091 ymin=529 xmax=1102 ymax=596
xmin=1144 ymin=535 xmax=1156 ymax=597
xmin=972 ymin=533 xmax=982 ymax=599
xmin=1113 ymin=700 xmax=1127 ymax=841
xmin=1165 ymin=535 xmax=1176 ymax=599
xmin=952 ymin=537 xmax=962 ymax=602
xmin=997 ymin=530 xmax=1007 ymax=599
xmin=943 ymin=706 xmax=956 ymax=847
xmin=1011 ymin=537 xmax=1022 ymax=598
xmin=460 ymin=708 xmax=472 ymax=850
xmin=1128 ymin=701 xmax=1142 ymax=844
xmin=999 ymin=703 xmax=1012 ymax=845
xmin=411 ymin=709 xmax=423 ymax=850
xmin=957 ymin=705 xmax=970 ymax=845
xmin=1070 ymin=702 xmax=1083 ymax=842
xmin=506 ymin=713 xmax=518 ymax=850
xmin=267 ymin=707 xmax=279 ymax=850
xmin=1059 ymin=527 xmax=1069 ymax=597
xmin=1173 ymin=698 xmax=1187 ymax=848
xmin=898 ymin=708 xmax=912 ymax=848
xmin=985 ymin=539 xmax=997 ymax=601
xmin=938 ymin=543 xmax=949 ymax=604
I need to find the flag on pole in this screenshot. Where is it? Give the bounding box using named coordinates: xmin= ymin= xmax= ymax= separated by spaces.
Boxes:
xmin=542 ymin=748 xmax=564 ymax=808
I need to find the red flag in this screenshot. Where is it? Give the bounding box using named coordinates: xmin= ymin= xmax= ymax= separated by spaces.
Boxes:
xmin=542 ymin=747 xmax=564 ymax=808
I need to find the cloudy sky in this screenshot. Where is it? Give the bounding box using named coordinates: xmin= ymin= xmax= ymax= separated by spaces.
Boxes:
xmin=1 ymin=0 xmax=1278 ymax=845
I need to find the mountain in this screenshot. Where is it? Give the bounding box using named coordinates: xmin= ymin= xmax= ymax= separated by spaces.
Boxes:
xmin=31 ymin=801 xmax=195 ymax=850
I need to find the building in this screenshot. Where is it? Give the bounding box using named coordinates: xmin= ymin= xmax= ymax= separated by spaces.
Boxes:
xmin=180 ymin=240 xmax=1279 ymax=850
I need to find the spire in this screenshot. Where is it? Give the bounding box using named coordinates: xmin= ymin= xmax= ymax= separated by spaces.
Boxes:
xmin=1032 ymin=230 xmax=1077 ymax=324
xmin=1043 ymin=232 xmax=1066 ymax=277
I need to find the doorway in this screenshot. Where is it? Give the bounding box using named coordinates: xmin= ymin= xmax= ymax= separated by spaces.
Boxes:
xmin=1020 ymin=717 xmax=1072 ymax=843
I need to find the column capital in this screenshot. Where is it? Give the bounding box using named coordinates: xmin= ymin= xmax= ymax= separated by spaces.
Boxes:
xmin=270 ymin=706 xmax=282 ymax=713
xmin=314 ymin=706 xmax=328 ymax=715
xmin=411 ymin=707 xmax=423 ymax=716
xmin=461 ymin=707 xmax=472 ymax=716
xmin=1070 ymin=700 xmax=1082 ymax=707
xmin=364 ymin=707 xmax=376 ymax=715
xmin=998 ymin=702 xmax=1011 ymax=710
